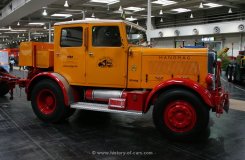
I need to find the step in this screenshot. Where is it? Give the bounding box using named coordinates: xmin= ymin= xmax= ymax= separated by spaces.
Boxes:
xmin=70 ymin=102 xmax=142 ymax=115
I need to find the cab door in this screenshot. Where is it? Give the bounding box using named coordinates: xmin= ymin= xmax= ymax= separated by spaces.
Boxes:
xmin=54 ymin=24 xmax=86 ymax=85
xmin=85 ymin=24 xmax=127 ymax=88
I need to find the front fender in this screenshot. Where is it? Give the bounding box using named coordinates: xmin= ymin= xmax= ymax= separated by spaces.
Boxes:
xmin=144 ymin=78 xmax=214 ymax=113
xmin=26 ymin=72 xmax=74 ymax=106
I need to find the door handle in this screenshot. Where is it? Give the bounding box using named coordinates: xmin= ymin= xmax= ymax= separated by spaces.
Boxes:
xmin=89 ymin=52 xmax=93 ymax=56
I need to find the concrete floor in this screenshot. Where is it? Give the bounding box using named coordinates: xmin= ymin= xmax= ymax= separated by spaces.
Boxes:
xmin=0 ymin=70 xmax=244 ymax=160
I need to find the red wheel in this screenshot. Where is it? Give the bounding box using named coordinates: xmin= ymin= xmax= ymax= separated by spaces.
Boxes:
xmin=36 ymin=89 xmax=56 ymax=115
xmin=31 ymin=79 xmax=73 ymax=122
xmin=164 ymin=101 xmax=196 ymax=133
xmin=153 ymin=89 xmax=209 ymax=140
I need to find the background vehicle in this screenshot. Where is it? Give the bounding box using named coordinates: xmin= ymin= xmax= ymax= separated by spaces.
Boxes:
xmin=17 ymin=20 xmax=229 ymax=140
xmin=0 ymin=51 xmax=17 ymax=97
xmin=226 ymin=51 xmax=245 ymax=83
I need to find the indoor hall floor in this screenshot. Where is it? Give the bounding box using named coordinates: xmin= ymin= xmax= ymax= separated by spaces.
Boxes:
xmin=0 ymin=70 xmax=244 ymax=160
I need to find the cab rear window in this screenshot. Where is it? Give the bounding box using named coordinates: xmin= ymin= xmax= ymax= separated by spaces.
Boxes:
xmin=60 ymin=27 xmax=83 ymax=47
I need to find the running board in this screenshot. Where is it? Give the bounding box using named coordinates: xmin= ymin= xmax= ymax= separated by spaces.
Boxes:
xmin=70 ymin=102 xmax=142 ymax=115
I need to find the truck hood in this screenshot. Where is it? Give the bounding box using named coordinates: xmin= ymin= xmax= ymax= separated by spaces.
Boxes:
xmin=127 ymin=46 xmax=209 ymax=89
xmin=129 ymin=47 xmax=208 ymax=56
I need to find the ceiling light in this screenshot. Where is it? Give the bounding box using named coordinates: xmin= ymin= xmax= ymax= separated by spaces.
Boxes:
xmin=42 ymin=9 xmax=47 ymax=16
xmin=90 ymin=0 xmax=119 ymax=5
xmin=91 ymin=12 xmax=95 ymax=18
xmin=51 ymin=13 xmax=72 ymax=18
xmin=199 ymin=2 xmax=203 ymax=8
xmin=159 ymin=9 xmax=163 ymax=15
xmin=152 ymin=0 xmax=177 ymax=6
xmin=64 ymin=0 xmax=69 ymax=7
xmin=203 ymin=3 xmax=222 ymax=8
xmin=32 ymin=32 xmax=44 ymax=35
xmin=228 ymin=8 xmax=232 ymax=13
xmin=171 ymin=8 xmax=191 ymax=13
xmin=140 ymin=15 xmax=155 ymax=18
xmin=44 ymin=26 xmax=47 ymax=30
xmin=5 ymin=32 xmax=24 ymax=34
xmin=10 ymin=29 xmax=26 ymax=32
xmin=17 ymin=21 xmax=20 ymax=26
xmin=113 ymin=10 xmax=132 ymax=14
xmin=126 ymin=16 xmax=137 ymax=21
xmin=160 ymin=18 xmax=163 ymax=22
xmin=118 ymin=5 xmax=123 ymax=12
xmin=124 ymin=7 xmax=145 ymax=12
xmin=28 ymin=22 xmax=45 ymax=26
xmin=0 ymin=28 xmax=10 ymax=31
xmin=9 ymin=26 xmax=11 ymax=30
xmin=190 ymin=13 xmax=193 ymax=18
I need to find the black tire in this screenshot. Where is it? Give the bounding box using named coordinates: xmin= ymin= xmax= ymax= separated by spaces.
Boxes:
xmin=153 ymin=89 xmax=209 ymax=140
xmin=234 ymin=66 xmax=242 ymax=84
xmin=0 ymin=82 xmax=10 ymax=96
xmin=31 ymin=79 xmax=73 ymax=123
xmin=227 ymin=67 xmax=232 ymax=82
xmin=231 ymin=67 xmax=236 ymax=83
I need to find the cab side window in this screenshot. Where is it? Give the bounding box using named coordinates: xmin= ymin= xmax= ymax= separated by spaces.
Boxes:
xmin=92 ymin=26 xmax=121 ymax=47
xmin=60 ymin=27 xmax=83 ymax=47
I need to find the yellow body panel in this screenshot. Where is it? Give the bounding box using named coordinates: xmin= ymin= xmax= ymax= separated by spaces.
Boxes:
xmin=19 ymin=20 xmax=210 ymax=90
xmin=141 ymin=48 xmax=208 ymax=88
xmin=85 ymin=22 xmax=127 ymax=88
xmin=19 ymin=42 xmax=54 ymax=68
xmin=127 ymin=48 xmax=142 ymax=88
xmin=54 ymin=24 xmax=86 ymax=84
xmin=128 ymin=47 xmax=208 ymax=89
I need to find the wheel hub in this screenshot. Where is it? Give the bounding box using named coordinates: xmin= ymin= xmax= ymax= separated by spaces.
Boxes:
xmin=164 ymin=101 xmax=196 ymax=133
xmin=37 ymin=89 xmax=56 ymax=115
xmin=45 ymin=96 xmax=54 ymax=106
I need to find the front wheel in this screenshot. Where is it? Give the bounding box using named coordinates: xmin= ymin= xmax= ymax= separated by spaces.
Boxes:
xmin=31 ymin=79 xmax=73 ymax=123
xmin=153 ymin=89 xmax=209 ymax=140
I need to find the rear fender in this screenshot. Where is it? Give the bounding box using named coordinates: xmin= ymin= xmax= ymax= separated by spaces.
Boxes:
xmin=144 ymin=78 xmax=214 ymax=113
xmin=26 ymin=72 xmax=75 ymax=106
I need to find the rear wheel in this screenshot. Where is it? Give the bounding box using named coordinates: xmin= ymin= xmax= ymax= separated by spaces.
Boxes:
xmin=153 ymin=89 xmax=209 ymax=140
xmin=0 ymin=82 xmax=10 ymax=96
xmin=31 ymin=79 xmax=73 ymax=122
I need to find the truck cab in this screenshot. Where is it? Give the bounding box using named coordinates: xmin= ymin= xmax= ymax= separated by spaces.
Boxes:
xmin=53 ymin=20 xmax=146 ymax=88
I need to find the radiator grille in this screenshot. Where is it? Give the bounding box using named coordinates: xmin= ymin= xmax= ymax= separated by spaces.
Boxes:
xmin=148 ymin=61 xmax=199 ymax=76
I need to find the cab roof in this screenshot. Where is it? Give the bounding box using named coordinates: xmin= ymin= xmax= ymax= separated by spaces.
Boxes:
xmin=54 ymin=19 xmax=146 ymax=31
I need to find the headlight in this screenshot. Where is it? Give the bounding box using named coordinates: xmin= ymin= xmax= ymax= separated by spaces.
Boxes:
xmin=206 ymin=73 xmax=215 ymax=90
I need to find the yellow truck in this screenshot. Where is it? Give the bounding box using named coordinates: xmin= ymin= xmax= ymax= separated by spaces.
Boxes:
xmin=19 ymin=19 xmax=229 ymax=140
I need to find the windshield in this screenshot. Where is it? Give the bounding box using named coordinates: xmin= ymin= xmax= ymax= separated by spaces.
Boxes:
xmin=126 ymin=25 xmax=147 ymax=46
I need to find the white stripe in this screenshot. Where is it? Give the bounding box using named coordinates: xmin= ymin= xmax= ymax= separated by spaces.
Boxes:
xmin=221 ymin=77 xmax=245 ymax=92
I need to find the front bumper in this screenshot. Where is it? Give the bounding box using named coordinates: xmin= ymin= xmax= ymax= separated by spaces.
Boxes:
xmin=212 ymin=88 xmax=229 ymax=114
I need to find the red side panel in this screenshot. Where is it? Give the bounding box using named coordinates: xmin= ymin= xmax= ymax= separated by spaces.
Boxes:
xmin=127 ymin=91 xmax=149 ymax=111
xmin=144 ymin=78 xmax=214 ymax=113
